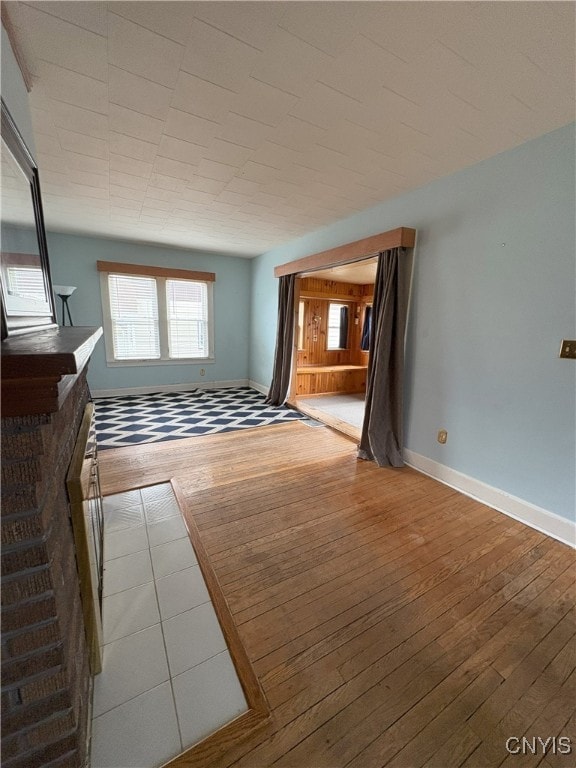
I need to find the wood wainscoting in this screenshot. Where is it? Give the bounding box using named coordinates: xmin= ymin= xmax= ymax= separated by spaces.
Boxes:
xmin=295 ymin=364 xmax=367 ymax=396
xmin=98 ymin=423 xmax=575 ymax=768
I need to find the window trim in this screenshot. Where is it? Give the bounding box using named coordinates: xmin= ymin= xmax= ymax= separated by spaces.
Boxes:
xmin=96 ymin=260 xmax=215 ymax=283
xmin=99 ymin=264 xmax=215 ymax=367
xmin=326 ymin=301 xmax=350 ymax=351
xmin=297 ymin=299 xmax=306 ymax=351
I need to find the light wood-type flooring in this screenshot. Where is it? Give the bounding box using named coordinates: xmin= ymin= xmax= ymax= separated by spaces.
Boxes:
xmin=99 ymin=422 xmax=575 ymax=768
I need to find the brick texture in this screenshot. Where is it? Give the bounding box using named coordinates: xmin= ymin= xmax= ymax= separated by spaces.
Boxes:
xmin=1 ymin=569 xmax=52 ymax=608
xmin=1 ymin=370 xmax=92 ymax=768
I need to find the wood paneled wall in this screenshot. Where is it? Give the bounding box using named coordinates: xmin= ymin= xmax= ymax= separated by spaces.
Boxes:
xmin=297 ymin=278 xmax=373 ymax=369
xmin=295 ymin=366 xmax=367 ymax=396
xmin=299 ymin=277 xmax=364 ymax=299
xmin=295 ymin=278 xmax=373 ymax=395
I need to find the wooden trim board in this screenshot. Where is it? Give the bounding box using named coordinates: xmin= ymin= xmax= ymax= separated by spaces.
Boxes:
xmin=274 ymin=227 xmax=416 ymax=277
xmin=66 ymin=403 xmax=103 ymax=675
xmin=297 ymin=364 xmax=367 ymax=374
xmin=164 ymin=480 xmax=270 ymax=767
xmin=289 ymin=397 xmax=362 ymax=442
xmin=97 ymin=260 xmax=215 ymax=282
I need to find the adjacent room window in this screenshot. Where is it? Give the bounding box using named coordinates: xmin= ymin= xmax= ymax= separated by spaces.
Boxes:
xmin=297 ymin=300 xmax=305 ymax=350
xmin=98 ymin=261 xmax=214 ymax=365
xmin=326 ymin=302 xmax=349 ymax=350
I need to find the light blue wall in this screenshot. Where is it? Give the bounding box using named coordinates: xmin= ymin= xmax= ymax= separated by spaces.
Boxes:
xmin=47 ymin=232 xmax=252 ymax=392
xmin=249 ymin=124 xmax=576 ymax=521
xmin=1 ymin=25 xmax=36 ymax=157
xmin=1 ymin=224 xmax=38 ymax=252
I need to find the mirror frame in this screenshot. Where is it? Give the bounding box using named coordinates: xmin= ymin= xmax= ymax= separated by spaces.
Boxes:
xmin=1 ymin=97 xmax=56 ymax=339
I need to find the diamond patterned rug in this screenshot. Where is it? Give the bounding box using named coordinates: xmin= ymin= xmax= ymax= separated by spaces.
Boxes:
xmin=94 ymin=387 xmax=314 ymax=450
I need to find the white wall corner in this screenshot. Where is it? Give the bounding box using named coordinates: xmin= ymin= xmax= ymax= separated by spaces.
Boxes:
xmin=403 ymin=449 xmax=575 ymax=549
xmin=249 ymin=380 xmax=269 ymax=396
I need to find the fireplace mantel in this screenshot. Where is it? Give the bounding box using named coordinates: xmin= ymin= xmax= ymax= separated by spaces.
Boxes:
xmin=1 ymin=325 xmax=103 ymax=767
xmin=1 ymin=326 xmax=102 ymax=416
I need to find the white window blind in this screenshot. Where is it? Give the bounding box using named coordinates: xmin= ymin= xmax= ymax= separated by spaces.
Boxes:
xmin=108 ymin=274 xmax=160 ymax=360
xmin=100 ymin=265 xmax=214 ymax=365
xmin=6 ymin=266 xmax=45 ymax=300
xmin=166 ymin=279 xmax=208 ymax=358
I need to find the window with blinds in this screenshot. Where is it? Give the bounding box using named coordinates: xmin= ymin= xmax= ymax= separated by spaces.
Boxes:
xmin=5 ymin=265 xmax=46 ymax=301
xmin=166 ymin=279 xmax=208 ymax=359
xmin=108 ymin=274 xmax=161 ymax=360
xmin=100 ymin=266 xmax=214 ymax=365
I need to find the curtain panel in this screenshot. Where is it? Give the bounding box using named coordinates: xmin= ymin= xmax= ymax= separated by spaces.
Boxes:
xmin=358 ymin=247 xmax=409 ymax=467
xmin=265 ymin=273 xmax=296 ymax=406
xmin=360 ymin=305 xmax=372 ymax=351
xmin=339 ymin=305 xmax=349 ymax=349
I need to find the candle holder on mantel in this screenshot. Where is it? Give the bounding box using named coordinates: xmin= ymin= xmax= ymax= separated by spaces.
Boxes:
xmin=53 ymin=285 xmax=76 ymax=326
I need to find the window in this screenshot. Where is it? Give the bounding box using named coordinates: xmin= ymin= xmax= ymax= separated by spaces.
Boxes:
xmin=166 ymin=279 xmax=209 ymax=359
xmin=98 ymin=261 xmax=214 ymax=365
xmin=297 ymin=300 xmax=305 ymax=350
xmin=107 ymin=274 xmax=160 ymax=360
xmin=4 ymin=265 xmax=46 ymax=302
xmin=327 ymin=302 xmax=349 ymax=350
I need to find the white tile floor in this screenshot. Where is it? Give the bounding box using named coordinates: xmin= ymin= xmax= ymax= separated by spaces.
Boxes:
xmin=91 ymin=483 xmax=248 ymax=768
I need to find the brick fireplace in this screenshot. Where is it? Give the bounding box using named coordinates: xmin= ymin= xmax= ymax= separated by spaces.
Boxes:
xmin=1 ymin=327 xmax=102 ymax=768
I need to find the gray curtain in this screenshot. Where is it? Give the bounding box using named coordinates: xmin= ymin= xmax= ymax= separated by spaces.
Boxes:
xmin=361 ymin=305 xmax=372 ymax=350
xmin=358 ymin=247 xmax=409 ymax=467
xmin=265 ymin=274 xmax=296 ymax=406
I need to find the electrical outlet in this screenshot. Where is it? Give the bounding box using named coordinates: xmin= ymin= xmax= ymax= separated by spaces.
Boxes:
xmin=437 ymin=429 xmax=448 ymax=444
xmin=199 ymin=368 xmax=205 ymax=376
xmin=559 ymin=340 xmax=576 ymax=359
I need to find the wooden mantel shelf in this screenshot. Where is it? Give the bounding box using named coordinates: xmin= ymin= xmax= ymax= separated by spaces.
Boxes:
xmin=1 ymin=326 xmax=102 ymax=416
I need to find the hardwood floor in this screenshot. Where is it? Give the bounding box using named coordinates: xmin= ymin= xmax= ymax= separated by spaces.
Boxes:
xmin=99 ymin=423 xmax=575 ymax=768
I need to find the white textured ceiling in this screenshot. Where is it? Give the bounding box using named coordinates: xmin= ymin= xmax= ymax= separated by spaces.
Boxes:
xmin=4 ymin=1 xmax=575 ymax=257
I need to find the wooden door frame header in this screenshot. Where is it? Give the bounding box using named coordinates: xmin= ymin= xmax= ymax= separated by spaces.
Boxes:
xmin=274 ymin=226 xmax=416 ymax=278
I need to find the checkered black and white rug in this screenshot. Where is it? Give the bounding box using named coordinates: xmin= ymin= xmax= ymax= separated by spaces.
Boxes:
xmin=94 ymin=387 xmax=311 ymax=450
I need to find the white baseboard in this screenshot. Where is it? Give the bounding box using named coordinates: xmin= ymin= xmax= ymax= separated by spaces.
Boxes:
xmin=249 ymin=380 xmax=269 ymax=396
xmin=92 ymin=379 xmax=249 ymax=398
xmin=403 ymin=449 xmax=575 ymax=549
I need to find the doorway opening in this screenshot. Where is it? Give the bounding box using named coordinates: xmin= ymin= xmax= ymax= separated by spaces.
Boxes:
xmin=270 ymin=227 xmax=416 ymax=449
xmin=287 ymin=258 xmax=377 ymax=441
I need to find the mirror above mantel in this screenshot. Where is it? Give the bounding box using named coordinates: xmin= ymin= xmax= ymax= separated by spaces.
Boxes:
xmin=0 ymin=97 xmax=57 ymax=339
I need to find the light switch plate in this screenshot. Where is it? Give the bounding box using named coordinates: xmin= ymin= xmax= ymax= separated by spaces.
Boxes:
xmin=559 ymin=340 xmax=576 ymax=359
